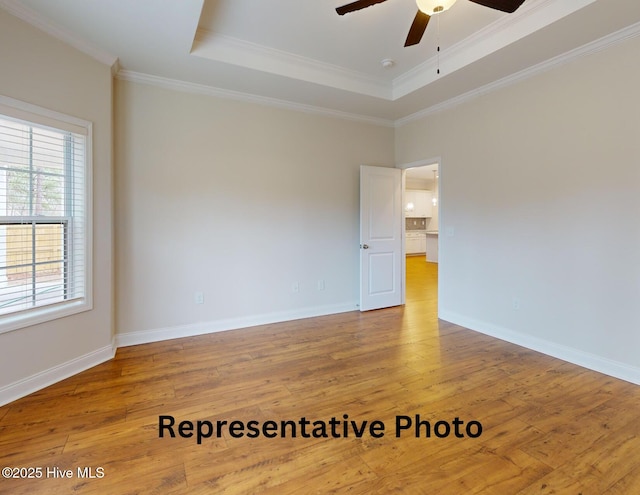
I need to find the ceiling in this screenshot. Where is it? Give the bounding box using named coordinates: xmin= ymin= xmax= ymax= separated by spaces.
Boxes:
xmin=3 ymin=0 xmax=640 ymax=124
xmin=406 ymin=164 xmax=438 ymax=181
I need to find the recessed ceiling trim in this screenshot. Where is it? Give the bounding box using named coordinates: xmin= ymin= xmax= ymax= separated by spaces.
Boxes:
xmin=392 ymin=0 xmax=597 ymax=99
xmin=8 ymin=0 xmax=638 ymax=125
xmin=191 ymin=0 xmax=599 ymax=103
xmin=117 ymin=18 xmax=640 ymax=130
xmin=116 ymin=70 xmax=396 ymax=128
xmin=395 ymin=19 xmax=640 ymax=127
xmin=192 ymin=29 xmax=393 ymax=100
xmin=0 ymin=0 xmax=118 ymax=67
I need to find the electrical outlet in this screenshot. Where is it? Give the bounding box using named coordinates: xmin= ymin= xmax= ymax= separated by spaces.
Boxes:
xmin=512 ymin=297 xmax=520 ymax=310
xmin=195 ymin=291 xmax=204 ymax=305
xmin=317 ymin=279 xmax=325 ymax=291
xmin=292 ymin=282 xmax=299 ymax=293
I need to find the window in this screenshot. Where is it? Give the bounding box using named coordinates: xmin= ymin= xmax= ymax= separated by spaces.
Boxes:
xmin=0 ymin=96 xmax=91 ymax=333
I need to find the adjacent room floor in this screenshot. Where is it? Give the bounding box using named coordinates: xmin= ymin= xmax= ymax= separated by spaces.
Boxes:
xmin=1 ymin=257 xmax=639 ymax=494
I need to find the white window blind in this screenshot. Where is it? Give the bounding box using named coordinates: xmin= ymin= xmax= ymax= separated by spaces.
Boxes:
xmin=0 ymin=96 xmax=91 ymax=333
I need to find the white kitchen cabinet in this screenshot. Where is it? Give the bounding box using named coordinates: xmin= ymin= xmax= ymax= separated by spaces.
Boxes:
xmin=406 ymin=232 xmax=426 ymax=254
xmin=404 ymin=190 xmax=418 ymax=217
xmin=405 ymin=190 xmax=433 ymax=218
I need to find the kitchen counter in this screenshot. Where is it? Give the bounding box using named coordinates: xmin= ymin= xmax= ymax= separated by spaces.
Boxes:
xmin=425 ymin=232 xmax=438 ymax=263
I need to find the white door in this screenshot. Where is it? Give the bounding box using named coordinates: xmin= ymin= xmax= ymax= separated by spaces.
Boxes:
xmin=360 ymin=165 xmax=403 ymax=311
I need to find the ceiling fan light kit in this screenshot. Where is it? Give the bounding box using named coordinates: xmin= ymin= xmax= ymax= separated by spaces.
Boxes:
xmin=335 ymin=0 xmax=527 ymax=48
xmin=416 ymin=0 xmax=458 ymax=15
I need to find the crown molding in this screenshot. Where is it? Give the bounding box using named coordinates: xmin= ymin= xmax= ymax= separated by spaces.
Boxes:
xmin=192 ymin=29 xmax=392 ymax=100
xmin=395 ymin=20 xmax=640 ymax=127
xmin=393 ymin=0 xmax=596 ymax=99
xmin=118 ymin=17 xmax=640 ymax=131
xmin=0 ymin=0 xmax=118 ymax=68
xmin=110 ymin=59 xmax=122 ymax=77
xmin=190 ymin=0 xmax=599 ymax=103
xmin=116 ymin=70 xmax=395 ymax=128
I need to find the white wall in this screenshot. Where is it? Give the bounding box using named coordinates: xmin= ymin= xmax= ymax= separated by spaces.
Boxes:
xmin=0 ymin=10 xmax=114 ymax=403
xmin=396 ymin=34 xmax=640 ymax=382
xmin=114 ymin=80 xmax=394 ymax=343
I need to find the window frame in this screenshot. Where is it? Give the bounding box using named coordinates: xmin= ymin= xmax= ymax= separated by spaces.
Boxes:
xmin=0 ymin=95 xmax=92 ymax=334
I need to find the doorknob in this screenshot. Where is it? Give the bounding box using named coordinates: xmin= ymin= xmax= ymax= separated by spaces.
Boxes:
xmin=361 ymin=244 xmax=369 ymax=249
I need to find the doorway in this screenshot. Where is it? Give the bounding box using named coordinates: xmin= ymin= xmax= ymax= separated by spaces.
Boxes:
xmin=401 ymin=160 xmax=439 ymax=308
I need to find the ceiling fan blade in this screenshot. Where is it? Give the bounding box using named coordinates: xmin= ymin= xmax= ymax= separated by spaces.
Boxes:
xmin=336 ymin=0 xmax=388 ymax=16
xmin=468 ymin=0 xmax=526 ymax=14
xmin=404 ymin=10 xmax=430 ymax=47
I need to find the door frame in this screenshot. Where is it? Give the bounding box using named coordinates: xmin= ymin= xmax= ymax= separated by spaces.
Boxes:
xmin=397 ymin=157 xmax=441 ymax=309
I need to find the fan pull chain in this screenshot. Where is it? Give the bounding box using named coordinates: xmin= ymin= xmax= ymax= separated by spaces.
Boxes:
xmin=436 ymin=13 xmax=441 ymax=75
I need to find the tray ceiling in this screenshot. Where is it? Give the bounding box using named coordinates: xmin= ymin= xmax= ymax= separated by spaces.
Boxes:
xmin=3 ymin=0 xmax=640 ymax=124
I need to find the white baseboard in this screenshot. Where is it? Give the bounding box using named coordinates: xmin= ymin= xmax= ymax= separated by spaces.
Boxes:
xmin=1 ymin=304 xmax=358 ymax=406
xmin=440 ymin=309 xmax=640 ymax=386
xmin=5 ymin=305 xmax=638 ymax=407
xmin=0 ymin=340 xmax=116 ymax=407
xmin=116 ymin=302 xmax=359 ymax=348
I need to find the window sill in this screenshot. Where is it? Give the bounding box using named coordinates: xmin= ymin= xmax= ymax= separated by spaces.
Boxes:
xmin=0 ymin=298 xmax=92 ymax=335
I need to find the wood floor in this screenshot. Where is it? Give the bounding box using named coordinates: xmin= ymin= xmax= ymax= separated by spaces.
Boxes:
xmin=2 ymin=256 xmax=640 ymax=494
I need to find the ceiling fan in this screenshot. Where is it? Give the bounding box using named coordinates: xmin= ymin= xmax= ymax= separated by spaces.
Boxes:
xmin=336 ymin=0 xmax=526 ymax=47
